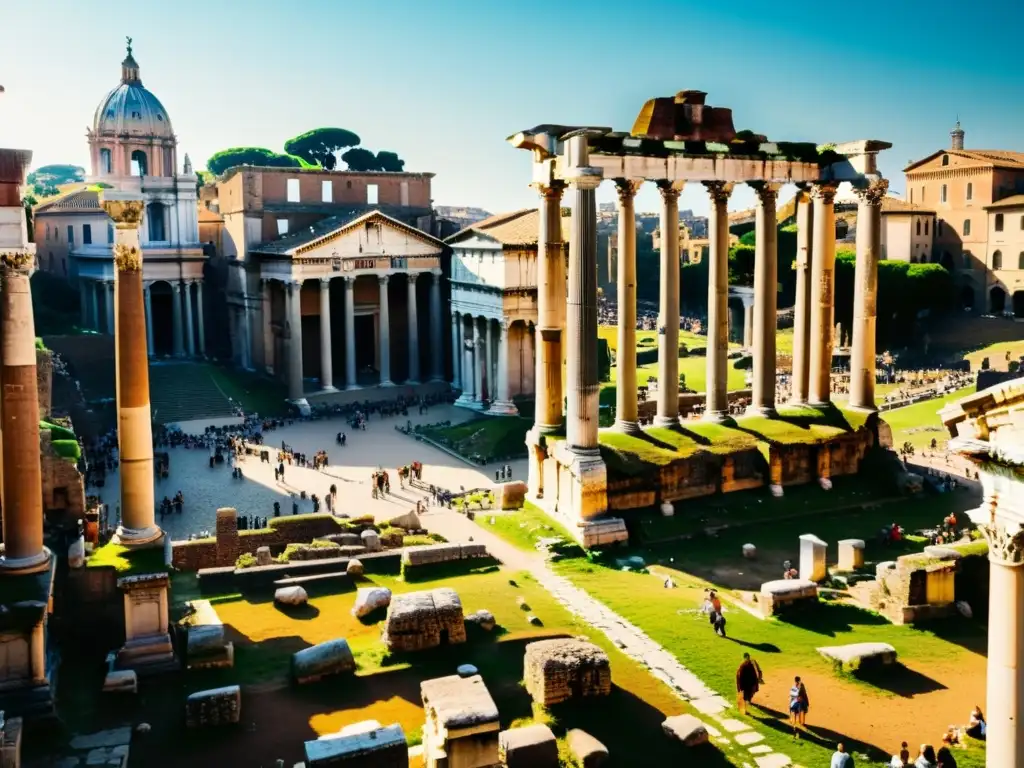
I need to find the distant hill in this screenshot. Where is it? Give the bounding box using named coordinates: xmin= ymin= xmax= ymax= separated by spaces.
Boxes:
xmin=435 ymin=206 xmax=492 ymax=229
xmin=27 ymin=164 xmax=86 ymax=198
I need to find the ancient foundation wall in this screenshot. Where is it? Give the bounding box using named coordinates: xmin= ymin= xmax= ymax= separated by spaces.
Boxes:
xmin=40 ymin=430 xmax=86 ymax=521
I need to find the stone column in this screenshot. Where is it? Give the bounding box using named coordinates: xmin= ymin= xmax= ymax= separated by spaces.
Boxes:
xmin=489 ymin=320 xmax=517 ymax=415
xmin=614 ymin=179 xmax=642 ymax=433
xmin=90 ymin=281 xmax=100 ymax=331
xmin=849 ymin=178 xmax=888 ymax=411
xmin=749 ymin=182 xmax=781 ymax=416
xmin=406 ymin=273 xmax=420 ymax=383
xmin=655 ymin=181 xmax=684 ymax=426
xmin=430 ymin=271 xmax=444 ymax=381
xmin=171 ymin=281 xmax=184 ymax=357
xmin=451 ymin=309 xmax=462 ymax=389
xmin=378 ymin=276 xmax=392 ymax=386
xmin=143 ymin=283 xmax=154 ymax=355
xmin=106 ymin=280 xmax=116 ymax=335
xmin=808 ymin=183 xmax=839 ymax=406
xmin=318 ymin=278 xmax=335 ymax=391
xmin=183 ymin=279 xmax=195 ymax=357
xmin=262 ymin=279 xmax=274 ymax=374
xmin=792 ymin=190 xmax=814 ymax=404
xmin=240 ymin=288 xmax=252 ymax=370
xmin=286 ymin=280 xmax=304 ymax=400
xmin=196 ymin=280 xmax=206 ymax=356
xmin=473 ymin=320 xmax=485 ymax=406
xmin=103 ymin=193 xmax=161 ymax=547
xmin=742 ymin=302 xmax=754 ymax=349
xmin=344 ymin=276 xmax=358 ymax=389
xmin=460 ymin=316 xmax=476 ymax=403
xmin=704 ymin=181 xmax=734 ymax=422
xmin=79 ymin=280 xmax=89 ymax=328
xmin=531 ymin=181 xmax=566 ymax=434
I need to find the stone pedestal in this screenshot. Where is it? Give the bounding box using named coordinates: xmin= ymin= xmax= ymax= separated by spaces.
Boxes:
xmin=115 ymin=573 xmax=176 ymax=676
xmin=799 ymin=534 xmax=827 ymax=582
xmin=837 ymin=539 xmax=865 ymax=571
xmin=0 ymin=716 xmax=23 ymax=768
xmin=305 ymin=721 xmax=407 ymax=768
xmin=421 ymin=674 xmax=500 ymax=768
xmin=0 ymin=561 xmax=56 ymax=719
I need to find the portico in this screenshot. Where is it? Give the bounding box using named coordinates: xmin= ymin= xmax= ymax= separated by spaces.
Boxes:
xmin=510 ymin=90 xmax=890 ymax=545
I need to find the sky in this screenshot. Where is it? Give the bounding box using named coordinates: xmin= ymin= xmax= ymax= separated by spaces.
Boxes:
xmin=2 ymin=0 xmax=1022 ymax=216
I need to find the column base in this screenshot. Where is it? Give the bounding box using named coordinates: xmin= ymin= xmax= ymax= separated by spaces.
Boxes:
xmin=379 ymin=380 xmax=395 ymax=388
xmin=406 ymin=379 xmax=420 ymax=386
xmin=289 ymin=398 xmax=311 ymax=417
xmin=612 ymin=419 xmax=643 ymax=435
xmin=745 ymin=405 xmax=777 ymax=418
xmin=551 ymin=442 xmax=608 ymax=522
xmin=808 ymin=399 xmax=832 ymax=409
xmin=652 ymin=414 xmax=680 ymax=428
xmin=113 ymin=526 xmax=164 ymax=549
xmin=345 ymin=384 xmax=361 ymax=392
xmin=0 ymin=546 xmax=53 ymax=576
xmin=487 ymin=400 xmax=519 ymax=416
xmin=454 ymin=394 xmax=480 ymax=409
xmin=703 ymin=410 xmax=735 ymax=425
xmin=320 ymin=385 xmax=338 ymax=394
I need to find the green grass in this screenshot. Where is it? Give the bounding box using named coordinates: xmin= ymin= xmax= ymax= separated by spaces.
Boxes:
xmin=598 ymin=326 xmax=738 ymax=355
xmin=86 ymin=543 xmax=166 ymax=576
xmin=476 ymin=502 xmax=577 ymax=552
xmin=421 ymin=415 xmax=532 ymax=461
xmin=884 ymin=386 xmax=974 ymax=451
xmin=207 ymin=365 xmax=289 ymax=416
xmin=963 ymin=339 xmax=1024 ymax=371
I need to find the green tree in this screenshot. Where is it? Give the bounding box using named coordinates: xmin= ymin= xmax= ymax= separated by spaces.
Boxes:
xmin=342 ymin=147 xmax=381 ymax=172
xmin=27 ymin=164 xmax=85 ymax=197
xmin=284 ymin=128 xmax=361 ymax=169
xmin=375 ymin=151 xmax=406 ymax=172
xmin=206 ymin=147 xmax=302 ymax=176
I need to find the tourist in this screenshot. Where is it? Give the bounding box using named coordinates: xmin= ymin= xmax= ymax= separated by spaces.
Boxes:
xmin=278 ymin=461 xmax=285 ymax=480
xmin=830 ymin=743 xmax=854 ymax=768
xmin=734 ymin=653 xmax=762 ymax=715
xmin=914 ymin=744 xmax=937 ymax=767
xmin=966 ymin=706 xmax=985 ymax=740
xmin=712 ymin=609 xmax=727 ymax=637
xmin=788 ymin=676 xmax=809 ymax=735
xmin=495 ymin=469 xmax=501 ymax=483
xmin=936 ymin=733 xmax=957 ymax=768
xmin=782 ymin=560 xmax=799 ymax=580
xmin=890 ymin=742 xmax=911 ymax=767
xmin=273 ymin=501 xmax=280 ymax=517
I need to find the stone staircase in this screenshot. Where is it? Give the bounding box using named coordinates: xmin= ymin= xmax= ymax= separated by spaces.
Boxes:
xmin=148 ymin=363 xmax=236 ymax=425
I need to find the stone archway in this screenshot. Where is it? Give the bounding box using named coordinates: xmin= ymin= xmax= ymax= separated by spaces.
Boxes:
xmin=149 ymin=281 xmax=175 ymax=356
xmin=960 ymin=286 xmax=975 ymax=312
xmin=989 ymin=286 xmax=1007 ymax=315
xmin=1014 ymin=292 xmax=1024 ymax=319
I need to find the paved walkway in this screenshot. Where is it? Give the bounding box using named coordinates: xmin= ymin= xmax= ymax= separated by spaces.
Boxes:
xmin=423 ymin=505 xmax=799 ymax=768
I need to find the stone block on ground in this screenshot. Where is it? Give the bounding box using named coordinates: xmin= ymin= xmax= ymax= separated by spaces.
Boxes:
xmin=497 ymin=480 xmax=528 ymax=510
xmin=102 ymin=669 xmax=137 ymax=694
xmin=580 ymin=518 xmax=628 ymax=548
xmin=291 ymin=639 xmax=355 ymax=685
xmin=360 ymin=529 xmax=381 ymax=552
xmin=352 ymin=586 xmax=391 ymax=618
xmin=799 ymin=533 xmax=827 ymax=581
xmin=346 ymin=558 xmax=364 ymax=577
xmin=185 ymin=685 xmax=241 ymax=728
xmin=304 ymin=721 xmax=407 ymax=768
xmin=742 ymin=543 xmax=756 ymax=559
xmin=388 ymin=510 xmax=422 ymax=530
xmin=837 ymin=539 xmax=865 ymax=571
xmin=255 ymin=546 xmax=272 ymax=566
xmin=817 ymin=642 xmax=897 ymax=673
xmin=381 ymin=588 xmax=466 ymax=652
xmin=759 ymin=579 xmax=818 ymax=618
xmin=420 ymin=674 xmax=500 ymax=768
xmin=465 ymin=609 xmax=495 ymax=631
xmin=499 ymin=724 xmax=559 ymax=768
xmin=662 ymin=714 xmax=710 ymax=747
xmin=566 ymin=728 xmax=608 ymax=768
xmin=274 ymin=586 xmax=308 ymax=606
xmin=523 ymin=638 xmax=611 ymax=707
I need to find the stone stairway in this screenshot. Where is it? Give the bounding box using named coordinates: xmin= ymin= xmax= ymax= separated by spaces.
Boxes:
xmin=148 ymin=363 xmax=236 ymax=425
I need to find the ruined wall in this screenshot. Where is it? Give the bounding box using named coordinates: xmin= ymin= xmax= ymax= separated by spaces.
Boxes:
xmin=40 ymin=430 xmax=86 ymax=521
xmin=36 ymin=348 xmax=52 ymax=420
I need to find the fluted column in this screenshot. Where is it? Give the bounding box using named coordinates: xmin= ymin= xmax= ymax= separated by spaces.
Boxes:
xmin=103 ymin=193 xmax=161 ymax=546
xmin=742 ymin=302 xmax=754 ymax=349
xmin=451 ymin=309 xmax=462 ymax=389
xmin=143 ymin=282 xmax=154 ymax=354
xmin=849 ymin=178 xmax=888 ymax=411
xmin=488 ymin=320 xmax=517 ymax=414
xmin=531 ymin=181 xmax=566 ymax=434
xmin=286 ymin=280 xmax=304 ymax=400
xmin=106 ymin=280 xmax=116 ymax=335
xmin=344 ymin=276 xmax=358 ymax=389
xmin=319 ymin=278 xmax=335 ymax=391
xmin=614 ymin=179 xmax=642 ymax=433
xmin=430 ymin=271 xmax=443 ymax=381
xmin=473 ymin=320 xmax=485 ymax=405
xmin=183 ymin=279 xmax=195 ymax=357
xmin=406 ymin=273 xmax=420 ymax=383
xmin=749 ymin=182 xmax=781 ymax=416
xmin=808 ymin=183 xmax=839 ymax=406
xmin=171 ymin=281 xmax=184 ymax=357
xmin=704 ymin=181 xmax=734 ymax=422
xmin=655 ymin=180 xmax=684 ymax=426
xmin=791 ymin=189 xmax=814 ymax=404
xmin=90 ymin=281 xmax=100 ymax=331
xmin=196 ymin=280 xmax=206 ymax=356
xmin=378 ymin=276 xmax=392 ymax=386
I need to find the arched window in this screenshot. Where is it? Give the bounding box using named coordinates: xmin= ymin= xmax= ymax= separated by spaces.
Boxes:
xmin=942 ymin=155 xmax=949 ymax=166
xmin=130 ymin=150 xmax=148 ymax=177
xmin=916 ymin=220 xmax=921 ymax=236
xmin=993 ymin=250 xmax=1003 ymax=270
xmin=1019 ymin=252 xmax=1024 ymax=270
xmin=147 ymin=202 xmax=166 ymax=242
xmin=995 ymin=214 xmax=1004 ymax=232
xmin=99 ymin=148 xmax=112 ymax=174
xmin=963 ymin=219 xmax=971 ymax=236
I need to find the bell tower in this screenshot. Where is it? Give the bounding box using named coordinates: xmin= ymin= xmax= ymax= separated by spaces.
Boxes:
xmin=950 ymin=118 xmax=965 ymax=151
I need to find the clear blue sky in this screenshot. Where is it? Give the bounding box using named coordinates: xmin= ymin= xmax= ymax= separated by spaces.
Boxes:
xmin=2 ymin=0 xmax=1022 ymax=216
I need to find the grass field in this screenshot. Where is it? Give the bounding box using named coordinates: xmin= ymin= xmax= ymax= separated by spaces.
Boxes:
xmin=884 ymin=386 xmax=974 ymax=450
xmin=963 ymin=339 xmax=1024 ymax=371
xmin=420 ymin=415 xmax=532 ymax=460
xmin=208 ymin=365 xmax=289 ymax=416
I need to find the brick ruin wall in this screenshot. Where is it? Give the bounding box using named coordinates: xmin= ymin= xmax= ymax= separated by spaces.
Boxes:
xmin=37 ymin=348 xmax=52 ymax=419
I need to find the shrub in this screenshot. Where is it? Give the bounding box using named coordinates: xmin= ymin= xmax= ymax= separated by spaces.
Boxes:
xmin=236 ymin=553 xmax=257 ymax=569
xmin=402 ymin=535 xmax=435 ymax=547
xmin=52 ymin=440 xmax=81 ymax=461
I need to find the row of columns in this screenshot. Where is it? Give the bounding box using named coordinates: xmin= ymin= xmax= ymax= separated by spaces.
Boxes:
xmin=280 ymin=270 xmax=445 ymax=402
xmin=452 ymin=313 xmax=517 ymax=413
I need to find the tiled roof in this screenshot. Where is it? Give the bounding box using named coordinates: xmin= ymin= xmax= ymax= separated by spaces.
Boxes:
xmin=881 ymin=196 xmax=934 ymax=214
xmin=986 ymin=194 xmax=1024 ymax=210
xmin=445 ymin=208 xmax=571 ymax=247
xmin=905 ymin=149 xmax=1024 ymax=173
xmin=250 ymin=209 xmax=443 ymax=256
xmin=34 ymin=189 xmax=102 ymax=215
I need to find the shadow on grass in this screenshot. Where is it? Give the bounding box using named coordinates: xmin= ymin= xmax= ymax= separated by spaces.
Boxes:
xmin=855 ymin=663 xmax=947 ymax=697
xmin=918 ymin=616 xmax=988 ymax=657
xmin=752 ymin=703 xmax=890 ymax=762
xmin=778 ymin=602 xmax=889 ymax=637
xmin=274 ymin=603 xmax=321 ymax=620
xmin=727 ymin=637 xmax=781 ymax=653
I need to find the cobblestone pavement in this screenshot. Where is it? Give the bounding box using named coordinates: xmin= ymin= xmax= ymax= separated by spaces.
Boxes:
xmin=92 ymin=405 xmax=527 ymax=540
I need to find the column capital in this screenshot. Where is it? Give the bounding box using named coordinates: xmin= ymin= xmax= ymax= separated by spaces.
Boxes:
xmin=976 ymin=520 xmax=1024 ymax=567
xmin=703 ymin=181 xmax=735 ymax=204
xmin=113 ymin=244 xmax=142 ymax=272
xmin=343 ymin=274 xmax=355 ymax=285
xmin=656 ymin=179 xmax=685 ymax=201
xmin=564 ymin=170 xmax=602 ymax=191
xmin=749 ymin=181 xmax=783 ymax=204
xmin=378 ymin=275 xmax=389 ymax=286
xmin=172 ymin=280 xmax=182 ymax=292
xmin=531 ymin=180 xmax=567 ymax=200
xmin=853 ymin=178 xmax=889 ymax=206
xmin=0 ymin=252 xmax=34 ymax=273
xmin=431 ymin=268 xmax=442 ymax=279
xmin=408 ymin=272 xmax=419 ymax=284
xmin=101 ymin=196 xmax=145 ymax=229
xmin=613 ymin=179 xmax=643 ymax=203
xmin=319 ymin=276 xmax=331 ymax=288
xmin=810 ymin=182 xmax=840 ymax=204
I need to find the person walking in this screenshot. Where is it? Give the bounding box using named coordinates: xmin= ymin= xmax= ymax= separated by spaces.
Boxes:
xmin=830 ymin=743 xmax=854 ymax=767
xmin=788 ymin=676 xmax=809 ymax=735
xmin=735 ymin=653 xmax=763 ymax=715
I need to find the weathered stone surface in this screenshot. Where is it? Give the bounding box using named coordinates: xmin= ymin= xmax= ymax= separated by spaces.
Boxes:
xmin=566 ymin=728 xmax=608 ymax=768
xmin=799 ymin=533 xmax=827 ymax=581
xmin=401 ymin=542 xmax=488 ymax=567
xmin=742 ymin=543 xmax=756 ymax=559
xmin=837 ymin=539 xmax=865 ymax=571
xmin=924 ymin=545 xmax=962 ymax=561
xmin=102 ymin=669 xmax=138 ymax=694
xmin=68 ymin=535 xmax=85 ymax=569
xmin=381 ymin=588 xmax=466 ymax=652
xmin=466 ymin=609 xmax=496 ymax=631
xmin=291 ymin=639 xmax=355 ymax=684
xmin=759 ymin=579 xmax=818 ymax=617
xmin=255 ymin=546 xmax=272 ymax=566
xmin=421 ymin=674 xmax=501 ymax=768
xmin=662 ymin=714 xmax=710 ymax=747
xmin=817 ymin=642 xmax=897 ymax=672
xmin=274 ymin=586 xmax=308 ymax=606
xmin=346 ymin=558 xmax=364 ymax=577
xmin=388 ymin=510 xmax=422 ymax=530
xmin=500 ymin=724 xmax=559 ymax=768
xmin=497 ymin=480 xmax=528 ymax=510
xmin=352 ymin=586 xmax=391 ymax=618
xmin=70 ymin=729 xmax=133 ymax=751
xmin=304 ymin=721 xmax=406 ymax=767
xmin=187 ymin=600 xmax=227 ymax=656
xmin=185 ymin=685 xmax=241 ymax=728
xmin=360 ymin=530 xmax=381 ymax=552
xmin=523 ymin=638 xmax=611 ymax=707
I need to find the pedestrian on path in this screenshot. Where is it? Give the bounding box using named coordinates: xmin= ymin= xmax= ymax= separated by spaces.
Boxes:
xmin=830 ymin=743 xmax=854 ymax=768
xmin=735 ymin=653 xmax=763 ymax=715
xmin=789 ymin=675 xmax=809 ymax=735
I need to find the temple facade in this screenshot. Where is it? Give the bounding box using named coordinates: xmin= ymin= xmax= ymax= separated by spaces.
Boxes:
xmin=33 ymin=41 xmax=204 ymax=358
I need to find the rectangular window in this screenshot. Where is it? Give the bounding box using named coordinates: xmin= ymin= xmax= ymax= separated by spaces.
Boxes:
xmin=400 ymin=180 xmax=410 ymax=207
xmin=366 ymin=184 xmax=378 ymax=205
xmin=67 ymin=225 xmax=74 ymax=243
xmin=995 ymin=214 xmax=1004 ymax=232
xmin=277 ymin=218 xmax=289 ymax=236
xmin=966 ymin=182 xmax=973 ymax=201
xmin=83 ymin=224 xmax=92 ymax=245
xmin=921 ymin=186 xmax=925 ymax=202
xmin=107 ymin=223 xmax=114 ymax=243
xmin=909 ymin=189 xmax=913 ymax=204
xmin=321 ymin=180 xmax=332 ymax=203
xmin=924 ymin=220 xmax=929 ymax=236
xmin=286 ymin=178 xmax=300 ymax=203
xmin=941 ymin=184 xmax=947 ymax=203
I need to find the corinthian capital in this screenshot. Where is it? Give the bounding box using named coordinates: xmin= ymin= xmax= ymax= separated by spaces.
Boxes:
xmin=656 ymin=180 xmax=685 ymax=202
xmin=614 ymin=179 xmax=643 ymax=205
xmin=0 ymin=251 xmax=33 ymax=272
xmin=532 ymin=181 xmax=566 ymax=201
xmin=703 ymin=181 xmax=734 ymax=205
xmin=810 ymin=182 xmax=840 ymax=204
xmin=976 ymin=521 xmax=1024 ymax=567
xmin=102 ymin=198 xmax=145 ymax=228
xmin=854 ymin=178 xmax=889 ymax=206
xmin=113 ymin=243 xmax=142 ymax=272
xmin=749 ymin=181 xmax=782 ymax=205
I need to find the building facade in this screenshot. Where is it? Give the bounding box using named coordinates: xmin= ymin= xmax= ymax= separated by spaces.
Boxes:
xmin=879 ymin=196 xmax=935 ymax=263
xmin=33 ymin=42 xmax=204 ymax=357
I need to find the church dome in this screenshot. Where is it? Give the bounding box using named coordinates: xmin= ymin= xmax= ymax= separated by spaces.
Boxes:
xmin=91 ymin=40 xmax=174 ymax=139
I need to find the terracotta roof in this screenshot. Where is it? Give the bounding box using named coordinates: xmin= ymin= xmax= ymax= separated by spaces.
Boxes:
xmin=34 ymin=189 xmax=102 ymax=215
xmin=986 ymin=194 xmax=1024 ymax=210
xmin=250 ymin=208 xmax=443 ymax=256
xmin=881 ymin=196 xmax=935 ymax=215
xmin=445 ymin=208 xmax=571 ymax=247
xmin=905 ymin=149 xmax=1024 ymax=173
